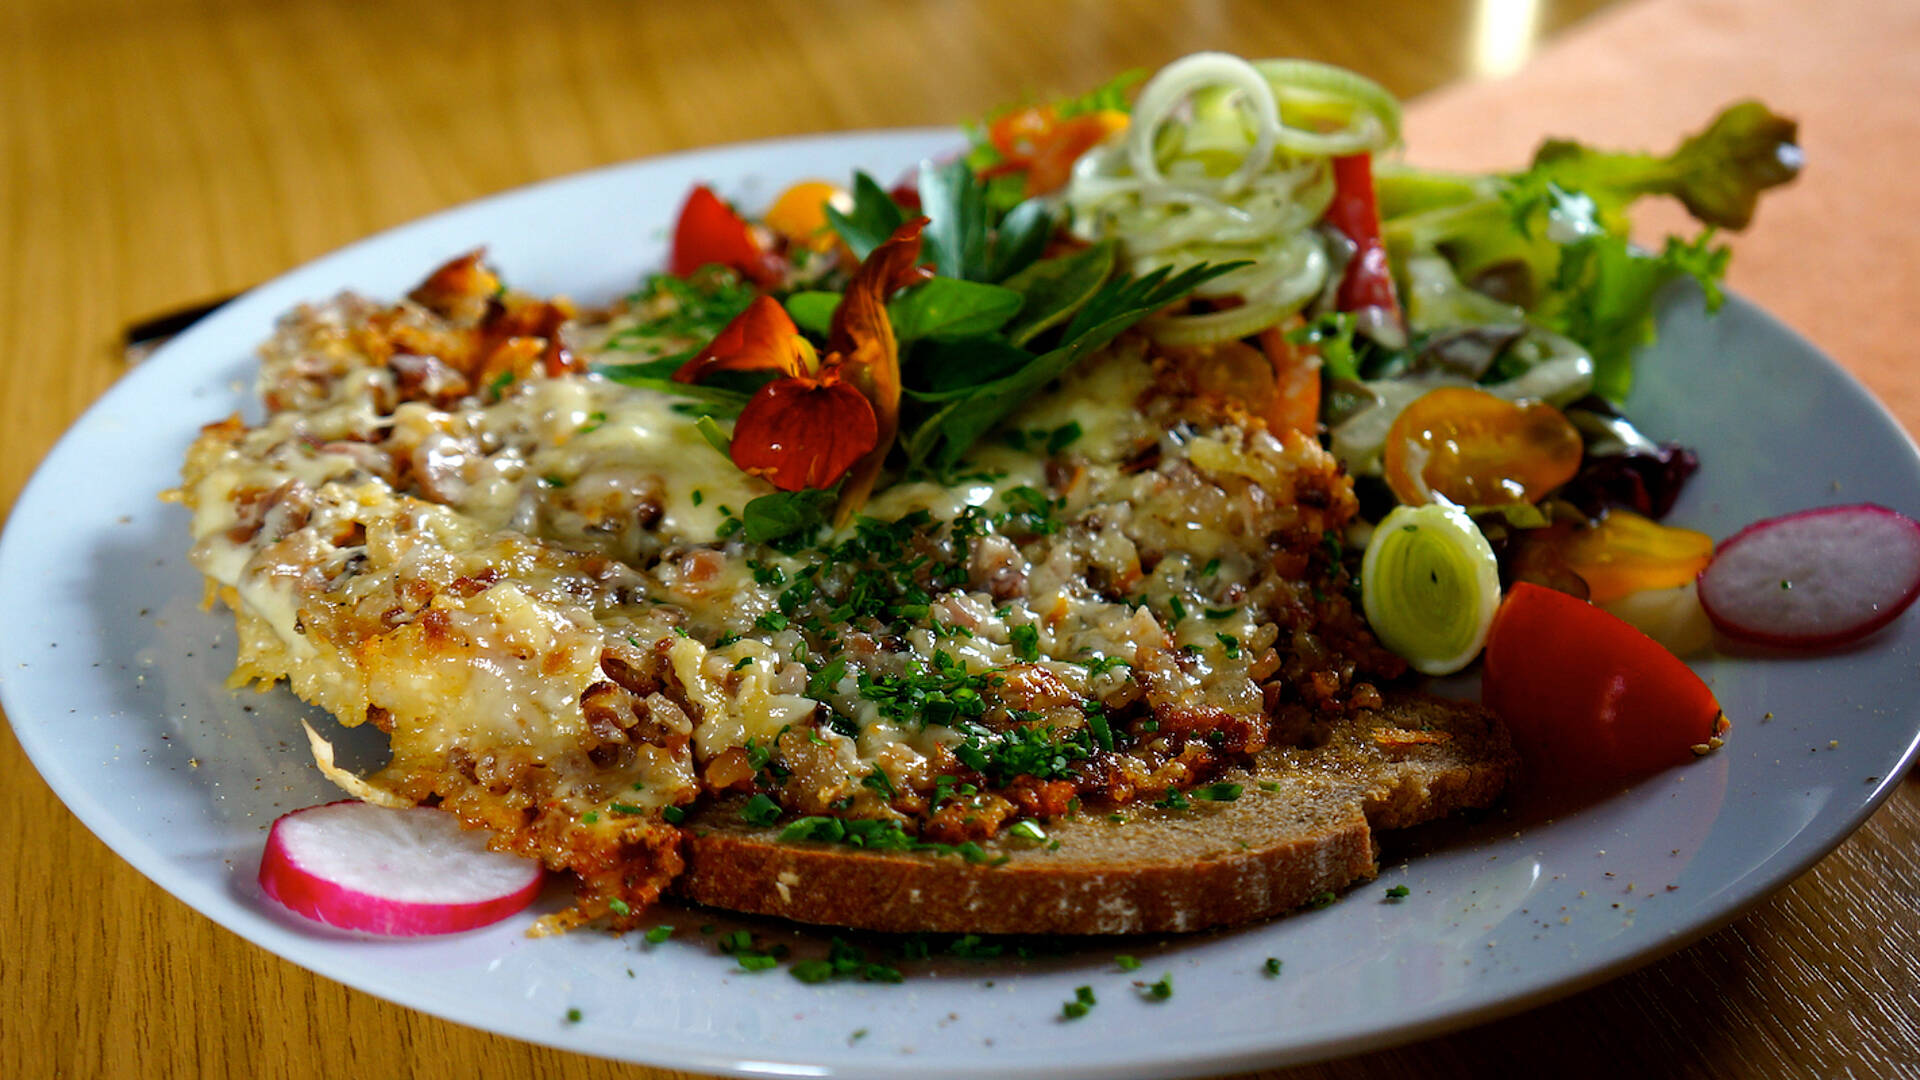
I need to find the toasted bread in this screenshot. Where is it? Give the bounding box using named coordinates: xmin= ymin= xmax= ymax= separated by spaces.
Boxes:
xmin=675 ymin=691 xmax=1515 ymax=935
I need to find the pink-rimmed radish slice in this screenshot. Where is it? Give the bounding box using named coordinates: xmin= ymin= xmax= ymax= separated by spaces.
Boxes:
xmin=1697 ymin=503 xmax=1920 ymax=647
xmin=259 ymin=801 xmax=543 ymax=935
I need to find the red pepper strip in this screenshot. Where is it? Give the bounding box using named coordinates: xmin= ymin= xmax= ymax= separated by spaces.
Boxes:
xmin=1324 ymin=154 xmax=1403 ymax=322
xmin=669 ymin=184 xmax=784 ymax=287
xmin=1481 ymin=583 xmax=1727 ymax=791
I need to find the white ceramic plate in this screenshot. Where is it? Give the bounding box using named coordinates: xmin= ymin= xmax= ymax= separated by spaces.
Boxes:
xmin=5 ymin=131 xmax=1918 ymax=1079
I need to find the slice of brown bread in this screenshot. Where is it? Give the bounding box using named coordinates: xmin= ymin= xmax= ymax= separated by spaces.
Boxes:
xmin=673 ymin=691 xmax=1516 ymax=935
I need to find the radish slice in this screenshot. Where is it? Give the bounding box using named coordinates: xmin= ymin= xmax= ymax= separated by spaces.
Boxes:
xmin=1697 ymin=503 xmax=1920 ymax=647
xmin=259 ymin=801 xmax=543 ymax=935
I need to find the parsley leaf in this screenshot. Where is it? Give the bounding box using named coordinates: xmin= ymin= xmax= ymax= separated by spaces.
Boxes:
xmin=997 ymin=241 xmax=1119 ymax=348
xmin=888 ymin=277 xmax=1025 ymax=342
xmin=785 ymin=290 xmax=841 ymax=337
xmin=825 ymin=172 xmax=908 ymax=260
xmin=741 ymin=489 xmax=836 ymax=545
xmin=916 ymin=159 xmax=1053 ymax=283
xmin=904 ymin=259 xmax=1245 ymax=473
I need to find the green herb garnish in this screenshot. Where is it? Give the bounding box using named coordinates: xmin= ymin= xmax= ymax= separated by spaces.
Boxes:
xmin=1009 ymin=623 xmax=1040 ymax=662
xmin=740 ymin=793 xmax=783 ymax=827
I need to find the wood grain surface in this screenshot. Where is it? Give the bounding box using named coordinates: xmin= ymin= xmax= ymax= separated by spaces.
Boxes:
xmin=3 ymin=1 xmax=1916 ymax=1077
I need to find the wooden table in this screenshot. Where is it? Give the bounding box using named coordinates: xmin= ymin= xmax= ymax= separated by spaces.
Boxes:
xmin=3 ymin=0 xmax=1915 ymax=1076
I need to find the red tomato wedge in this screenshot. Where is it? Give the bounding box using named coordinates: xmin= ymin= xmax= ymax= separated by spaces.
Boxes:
xmin=1482 ymin=583 xmax=1727 ymax=789
xmin=670 ymin=184 xmax=783 ymax=286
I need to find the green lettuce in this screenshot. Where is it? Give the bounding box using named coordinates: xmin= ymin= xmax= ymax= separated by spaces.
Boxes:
xmin=1376 ymin=101 xmax=1800 ymax=402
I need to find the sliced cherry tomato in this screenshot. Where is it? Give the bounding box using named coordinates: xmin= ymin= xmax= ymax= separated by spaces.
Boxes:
xmin=1022 ymin=110 xmax=1128 ymax=196
xmin=1556 ymin=509 xmax=1714 ymax=604
xmin=985 ymin=106 xmax=1128 ymax=196
xmin=763 ymin=180 xmax=849 ymax=252
xmin=670 ymin=184 xmax=783 ymax=286
xmin=1482 ymin=582 xmax=1726 ymax=789
xmin=988 ymin=105 xmax=1058 ymax=162
xmin=1383 ymin=387 xmax=1582 ymax=507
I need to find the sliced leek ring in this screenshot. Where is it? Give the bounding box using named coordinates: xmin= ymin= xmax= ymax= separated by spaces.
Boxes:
xmin=1251 ymin=59 xmax=1403 ymax=157
xmin=1360 ymin=503 xmax=1501 ymax=675
xmin=1065 ymin=51 xmax=1405 ymax=342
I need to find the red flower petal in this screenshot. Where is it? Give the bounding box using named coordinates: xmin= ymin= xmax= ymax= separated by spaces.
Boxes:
xmin=673 ymin=295 xmax=811 ymax=383
xmin=730 ymin=377 xmax=878 ymax=491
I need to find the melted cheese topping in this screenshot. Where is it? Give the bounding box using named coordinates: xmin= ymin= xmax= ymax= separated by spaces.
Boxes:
xmin=179 ymin=279 xmax=1403 ymax=929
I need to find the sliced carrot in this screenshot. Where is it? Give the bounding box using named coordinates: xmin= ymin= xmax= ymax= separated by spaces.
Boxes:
xmin=1257 ymin=323 xmax=1322 ymax=435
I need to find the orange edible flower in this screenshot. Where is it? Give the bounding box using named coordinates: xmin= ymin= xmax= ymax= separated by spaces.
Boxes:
xmin=729 ymin=376 xmax=878 ymax=491
xmin=673 ymin=295 xmax=818 ymax=384
xmin=674 ymin=219 xmax=930 ymax=508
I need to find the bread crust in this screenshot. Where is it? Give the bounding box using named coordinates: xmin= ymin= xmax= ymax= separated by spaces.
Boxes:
xmin=675 ymin=691 xmax=1516 ymax=934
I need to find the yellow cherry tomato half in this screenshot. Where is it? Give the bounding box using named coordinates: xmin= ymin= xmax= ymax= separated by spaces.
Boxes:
xmin=1558 ymin=509 xmax=1714 ymax=604
xmin=763 ymin=180 xmax=851 ymax=252
xmin=1383 ymin=386 xmax=1583 ymax=507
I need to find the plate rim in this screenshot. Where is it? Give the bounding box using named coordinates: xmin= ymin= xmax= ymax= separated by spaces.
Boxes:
xmin=4 ymin=126 xmax=1919 ymax=1079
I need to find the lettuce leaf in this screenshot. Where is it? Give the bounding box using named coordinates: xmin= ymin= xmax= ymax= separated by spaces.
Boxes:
xmin=1377 ymin=101 xmax=1798 ymax=402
